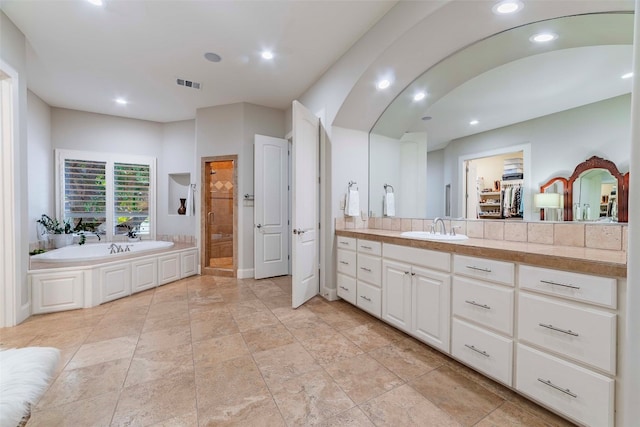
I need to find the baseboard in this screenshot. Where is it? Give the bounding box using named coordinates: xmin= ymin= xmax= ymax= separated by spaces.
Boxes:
xmin=237 ymin=268 xmax=255 ymax=279
xmin=320 ymin=286 xmax=338 ymax=301
xmin=18 ymin=301 xmax=31 ymax=325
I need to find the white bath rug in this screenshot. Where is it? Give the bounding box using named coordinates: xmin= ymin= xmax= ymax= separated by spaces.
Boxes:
xmin=0 ymin=347 xmax=60 ymax=427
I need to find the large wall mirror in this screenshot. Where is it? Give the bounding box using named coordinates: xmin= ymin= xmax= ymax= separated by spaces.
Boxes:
xmin=369 ymin=12 xmax=633 ymax=222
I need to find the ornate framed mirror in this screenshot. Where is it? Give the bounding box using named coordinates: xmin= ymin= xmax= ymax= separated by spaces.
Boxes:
xmin=566 ymin=156 xmax=628 ymax=222
xmin=539 ymin=177 xmax=569 ymax=221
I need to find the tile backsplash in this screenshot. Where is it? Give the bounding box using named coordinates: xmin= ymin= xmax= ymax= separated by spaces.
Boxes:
xmin=336 ymin=217 xmax=628 ymax=252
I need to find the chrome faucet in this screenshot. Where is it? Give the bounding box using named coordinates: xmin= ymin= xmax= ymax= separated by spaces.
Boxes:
xmin=109 ymin=243 xmax=123 ymax=254
xmin=432 ymin=217 xmax=447 ymax=236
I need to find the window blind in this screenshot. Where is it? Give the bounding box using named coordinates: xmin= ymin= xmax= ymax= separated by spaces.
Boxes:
xmin=63 ymin=158 xmax=107 ymax=230
xmin=114 ymin=162 xmax=150 ymax=234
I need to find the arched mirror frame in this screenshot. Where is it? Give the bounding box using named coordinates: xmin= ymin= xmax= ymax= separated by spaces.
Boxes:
xmin=566 ymin=156 xmax=628 ymax=222
xmin=539 ymin=177 xmax=569 ymax=221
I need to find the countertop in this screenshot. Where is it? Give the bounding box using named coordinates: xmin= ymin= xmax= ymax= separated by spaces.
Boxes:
xmin=336 ymin=229 xmax=627 ymax=278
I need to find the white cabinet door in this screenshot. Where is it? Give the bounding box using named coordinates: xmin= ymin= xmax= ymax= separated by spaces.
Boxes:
xmin=159 ymin=254 xmax=180 ymax=285
xmin=412 ymin=265 xmax=450 ymax=353
xmin=382 ymin=259 xmax=411 ymax=333
xmin=132 ymin=258 xmax=157 ymax=293
xmin=31 ymin=270 xmax=85 ymax=314
xmin=100 ymin=264 xmax=131 ymax=303
xmin=181 ymin=250 xmax=198 ymax=278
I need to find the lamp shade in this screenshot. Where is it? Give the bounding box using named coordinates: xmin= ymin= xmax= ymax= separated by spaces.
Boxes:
xmin=534 ymin=192 xmax=561 ymax=208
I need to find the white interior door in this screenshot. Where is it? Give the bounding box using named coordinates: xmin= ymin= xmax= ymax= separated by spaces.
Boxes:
xmin=291 ymin=100 xmax=319 ymax=308
xmin=254 ymin=134 xmax=289 ymax=279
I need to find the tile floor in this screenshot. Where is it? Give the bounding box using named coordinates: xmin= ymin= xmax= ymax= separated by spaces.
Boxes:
xmin=0 ymin=275 xmax=576 ymax=426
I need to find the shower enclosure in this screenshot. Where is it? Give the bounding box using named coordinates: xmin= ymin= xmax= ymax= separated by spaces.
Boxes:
xmin=201 ymin=156 xmax=237 ymax=276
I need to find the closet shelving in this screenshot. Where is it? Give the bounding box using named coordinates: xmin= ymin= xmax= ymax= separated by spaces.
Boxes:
xmin=478 ymin=191 xmax=502 ymax=218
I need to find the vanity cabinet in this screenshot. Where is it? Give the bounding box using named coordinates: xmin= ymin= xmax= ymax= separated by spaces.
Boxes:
xmin=382 ymin=244 xmax=450 ymax=353
xmin=515 ymin=265 xmax=617 ymax=427
xmin=451 ymin=254 xmax=515 ymax=385
xmin=356 ymin=239 xmax=382 ymax=317
xmin=337 ymin=236 xmax=357 ymax=304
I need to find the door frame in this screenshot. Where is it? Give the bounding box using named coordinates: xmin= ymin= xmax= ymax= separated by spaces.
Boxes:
xmin=458 ymin=143 xmax=531 ymax=220
xmin=200 ymin=155 xmax=238 ymax=277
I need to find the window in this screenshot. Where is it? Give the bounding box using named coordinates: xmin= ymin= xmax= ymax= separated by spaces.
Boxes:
xmin=56 ymin=150 xmax=156 ymax=240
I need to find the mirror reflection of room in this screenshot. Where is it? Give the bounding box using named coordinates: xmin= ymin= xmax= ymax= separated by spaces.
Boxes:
xmin=573 ymin=169 xmax=618 ymax=222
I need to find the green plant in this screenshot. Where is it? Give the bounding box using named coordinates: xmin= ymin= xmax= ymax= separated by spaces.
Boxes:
xmin=36 ymin=214 xmax=101 ymax=245
xmin=125 ymin=225 xmax=138 ymax=239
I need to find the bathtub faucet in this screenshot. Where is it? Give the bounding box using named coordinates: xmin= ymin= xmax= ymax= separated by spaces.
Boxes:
xmin=109 ymin=243 xmax=124 ymax=254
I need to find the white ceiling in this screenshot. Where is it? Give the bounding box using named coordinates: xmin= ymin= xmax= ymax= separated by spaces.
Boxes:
xmin=0 ymin=0 xmax=396 ymax=123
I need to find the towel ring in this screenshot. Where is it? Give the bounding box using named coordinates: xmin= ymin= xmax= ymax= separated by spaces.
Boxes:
xmin=348 ymin=181 xmax=358 ymax=190
xmin=384 ymin=183 xmax=394 ymax=193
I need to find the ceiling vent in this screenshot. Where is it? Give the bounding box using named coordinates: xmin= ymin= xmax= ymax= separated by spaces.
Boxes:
xmin=176 ymin=78 xmax=201 ymax=90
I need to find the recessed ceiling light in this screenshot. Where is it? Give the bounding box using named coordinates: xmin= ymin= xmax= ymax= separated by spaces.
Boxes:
xmin=469 ymin=119 xmax=479 ymax=125
xmin=261 ymin=50 xmax=274 ymax=60
xmin=115 ymin=98 xmax=128 ymax=105
xmin=86 ymin=0 xmax=103 ymax=5
xmin=622 ymin=72 xmax=634 ymax=79
xmin=377 ymin=79 xmax=391 ymax=90
xmin=492 ymin=0 xmax=523 ymax=15
xmin=413 ymin=92 xmax=426 ymax=101
xmin=204 ymin=52 xmax=222 ymax=63
xmin=530 ymin=33 xmax=558 ymax=43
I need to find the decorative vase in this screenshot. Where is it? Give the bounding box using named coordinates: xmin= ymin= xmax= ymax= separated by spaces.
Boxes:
xmin=52 ymin=234 xmax=73 ymax=249
xmin=178 ymin=198 xmax=187 ymax=215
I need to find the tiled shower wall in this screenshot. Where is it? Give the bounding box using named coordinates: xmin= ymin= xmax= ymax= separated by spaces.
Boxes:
xmin=336 ymin=216 xmax=628 ymax=252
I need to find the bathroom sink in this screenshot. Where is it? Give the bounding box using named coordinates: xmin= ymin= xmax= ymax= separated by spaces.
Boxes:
xmin=401 ymin=231 xmax=469 ymax=241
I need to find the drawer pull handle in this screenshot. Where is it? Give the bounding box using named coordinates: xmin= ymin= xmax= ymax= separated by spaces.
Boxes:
xmin=537 ymin=378 xmax=577 ymax=398
xmin=538 ymin=323 xmax=579 ymax=337
xmin=360 ymin=267 xmax=372 ymax=272
xmin=360 ymin=295 xmax=372 ymax=302
xmin=465 ymin=300 xmax=491 ymax=310
xmin=340 ymin=261 xmax=350 ymax=265
xmin=360 ymin=245 xmax=373 ymax=250
xmin=464 ymin=344 xmax=490 ymax=357
xmin=540 ymin=279 xmax=580 ymax=290
xmin=339 ymin=241 xmax=350 ymax=245
xmin=404 ymin=271 xmax=410 ymax=275
xmin=466 ymin=265 xmax=492 ymax=273
xmin=339 ymin=286 xmax=349 ymax=291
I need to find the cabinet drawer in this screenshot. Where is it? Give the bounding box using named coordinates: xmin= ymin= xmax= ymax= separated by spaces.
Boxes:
xmin=337 ymin=249 xmax=357 ymax=276
xmin=384 ymin=243 xmax=450 ymax=272
xmin=357 ymin=239 xmax=381 ymax=256
xmin=337 ymin=236 xmax=356 ymax=251
xmin=516 ymin=344 xmax=614 ymax=427
xmin=453 ymin=255 xmax=514 ymax=286
xmin=519 ymin=264 xmax=616 ymax=309
xmin=518 ymin=293 xmax=616 ymax=374
xmin=357 ymin=253 xmax=381 ymax=287
xmin=452 ymin=277 xmax=514 ymax=336
xmin=357 ymin=280 xmax=381 ymax=318
xmin=452 ymin=319 xmax=513 ymax=386
xmin=337 ymin=273 xmax=357 ymax=305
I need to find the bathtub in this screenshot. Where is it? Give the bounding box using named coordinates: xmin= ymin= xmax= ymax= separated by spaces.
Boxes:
xmin=31 ymin=241 xmax=175 ymax=263
xmin=29 ymin=241 xmax=197 ymax=314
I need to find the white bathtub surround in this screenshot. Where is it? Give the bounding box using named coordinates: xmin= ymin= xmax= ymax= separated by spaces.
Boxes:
xmin=29 ymin=243 xmax=198 ymax=314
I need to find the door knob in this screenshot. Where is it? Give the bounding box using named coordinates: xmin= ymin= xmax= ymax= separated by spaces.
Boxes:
xmin=293 ymin=228 xmax=306 ymax=235
xmin=256 ymin=224 xmax=262 ymax=229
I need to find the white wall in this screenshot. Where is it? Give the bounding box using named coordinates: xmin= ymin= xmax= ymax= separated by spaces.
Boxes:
xmin=27 ymin=90 xmax=52 ymax=244
xmin=50 ymin=108 xmax=198 ymax=239
xmin=195 ymin=102 xmax=285 ymax=276
xmin=158 ymin=120 xmax=196 ymax=236
xmin=51 ymin=108 xmax=163 ymax=156
xmin=426 ymin=148 xmax=444 ymax=218
xmin=1 ymin=10 xmax=30 ymax=323
xmin=369 ymin=133 xmax=401 ymax=218
xmin=444 ymin=95 xmax=631 ymax=218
